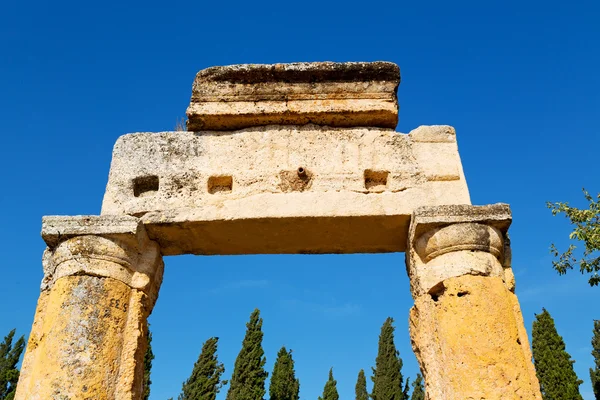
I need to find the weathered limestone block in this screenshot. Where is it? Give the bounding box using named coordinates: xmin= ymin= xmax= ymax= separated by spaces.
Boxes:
xmin=406 ymin=204 xmax=514 ymax=297
xmin=186 ymin=62 xmax=400 ymax=130
xmin=15 ymin=216 xmax=163 ymax=400
xmin=410 ymin=276 xmax=541 ymax=400
xmin=40 ymin=215 xmax=163 ymax=300
xmin=406 ymin=204 xmax=541 ymax=400
xmin=101 ymin=125 xmax=470 ymax=255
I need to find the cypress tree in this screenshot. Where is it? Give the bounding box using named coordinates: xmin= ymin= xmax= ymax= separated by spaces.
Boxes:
xmin=318 ymin=368 xmax=339 ymax=400
xmin=355 ymin=369 xmax=368 ymax=400
xmin=142 ymin=328 xmax=154 ymax=400
xmin=590 ymin=320 xmax=600 ymax=400
xmin=180 ymin=337 xmax=226 ymax=400
xmin=532 ymin=308 xmax=583 ymax=400
xmin=410 ymin=374 xmax=424 ymax=400
xmin=371 ymin=317 xmax=408 ymax=400
xmin=0 ymin=329 xmax=25 ymax=400
xmin=269 ymin=347 xmax=299 ymax=400
xmin=226 ymin=309 xmax=268 ymax=400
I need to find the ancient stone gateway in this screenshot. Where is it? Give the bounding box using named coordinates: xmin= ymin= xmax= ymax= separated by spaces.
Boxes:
xmin=15 ymin=62 xmax=542 ymax=400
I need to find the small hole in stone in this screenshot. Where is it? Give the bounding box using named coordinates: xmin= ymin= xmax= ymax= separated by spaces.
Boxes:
xmin=517 ymin=338 xmax=521 ymax=345
xmin=279 ymin=169 xmax=312 ymax=192
xmin=364 ymin=169 xmax=389 ymax=192
xmin=133 ymin=175 xmax=159 ymax=197
xmin=428 ymin=282 xmax=445 ymax=302
xmin=457 ymin=291 xmax=469 ymax=297
xmin=208 ymin=175 xmax=233 ymax=194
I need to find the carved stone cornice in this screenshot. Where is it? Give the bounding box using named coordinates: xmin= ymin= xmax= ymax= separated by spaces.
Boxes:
xmin=41 ymin=215 xmax=164 ymax=305
xmin=414 ymin=223 xmax=504 ymax=263
xmin=406 ymin=204 xmax=513 ymax=298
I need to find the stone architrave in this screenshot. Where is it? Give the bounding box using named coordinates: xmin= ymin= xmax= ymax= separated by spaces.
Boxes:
xmin=406 ymin=204 xmax=542 ymax=400
xmin=15 ymin=216 xmax=163 ymax=400
xmin=101 ymin=125 xmax=470 ymax=255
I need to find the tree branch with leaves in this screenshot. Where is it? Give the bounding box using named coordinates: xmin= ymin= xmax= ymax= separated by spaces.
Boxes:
xmin=547 ymin=188 xmax=600 ymax=286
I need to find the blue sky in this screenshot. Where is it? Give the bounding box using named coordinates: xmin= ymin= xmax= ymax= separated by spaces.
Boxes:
xmin=1 ymin=0 xmax=599 ymax=399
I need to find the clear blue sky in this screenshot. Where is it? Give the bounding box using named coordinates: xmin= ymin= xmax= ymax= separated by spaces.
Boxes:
xmin=1 ymin=0 xmax=599 ymax=399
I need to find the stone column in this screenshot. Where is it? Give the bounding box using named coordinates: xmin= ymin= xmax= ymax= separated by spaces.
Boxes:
xmin=406 ymin=204 xmax=542 ymax=400
xmin=15 ymin=216 xmax=164 ymax=400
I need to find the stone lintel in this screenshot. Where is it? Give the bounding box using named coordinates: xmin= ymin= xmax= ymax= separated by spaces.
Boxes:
xmin=134 ymin=181 xmax=469 ymax=255
xmin=186 ymin=61 xmax=400 ymax=130
xmin=142 ymin=212 xmax=411 ymax=256
xmin=100 ymin=125 xmax=471 ymax=255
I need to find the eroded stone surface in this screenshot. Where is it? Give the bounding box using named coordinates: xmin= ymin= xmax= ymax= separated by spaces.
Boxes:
xmin=16 ymin=217 xmax=164 ymax=400
xmin=15 ymin=276 xmax=151 ymax=400
xmin=41 ymin=216 xmax=163 ymax=303
xmin=406 ymin=203 xmax=513 ymax=297
xmin=186 ymin=62 xmax=400 ymax=130
xmin=101 ymin=125 xmax=470 ymax=255
xmin=409 ymin=275 xmax=542 ymax=400
xmin=41 ymin=214 xmax=140 ymax=248
xmin=406 ymin=205 xmax=541 ymax=399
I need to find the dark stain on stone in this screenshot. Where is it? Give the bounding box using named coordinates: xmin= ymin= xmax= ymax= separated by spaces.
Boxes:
xmin=195 ymin=61 xmax=400 ymax=84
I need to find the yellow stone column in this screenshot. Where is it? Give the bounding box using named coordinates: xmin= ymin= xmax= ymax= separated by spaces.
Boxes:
xmin=406 ymin=204 xmax=542 ymax=400
xmin=15 ymin=216 xmax=164 ymax=400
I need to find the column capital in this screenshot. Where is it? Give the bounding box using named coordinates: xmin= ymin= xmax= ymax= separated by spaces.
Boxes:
xmin=41 ymin=215 xmax=163 ymax=305
xmin=406 ymin=204 xmax=513 ymax=297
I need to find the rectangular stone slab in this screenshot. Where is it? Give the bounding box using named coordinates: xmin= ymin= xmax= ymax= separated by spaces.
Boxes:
xmin=409 ymin=203 xmax=512 ymax=239
xmin=100 ymin=125 xmax=470 ymax=255
xmin=142 ymin=213 xmax=409 ymax=256
xmin=186 ymin=62 xmax=400 ymax=131
xmin=41 ymin=215 xmax=141 ymax=248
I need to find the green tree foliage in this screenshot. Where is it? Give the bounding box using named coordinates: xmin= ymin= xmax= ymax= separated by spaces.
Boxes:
xmin=371 ymin=318 xmax=409 ymax=400
xmin=591 ymin=320 xmax=600 ymax=400
xmin=0 ymin=329 xmax=25 ymax=400
xmin=142 ymin=328 xmax=154 ymax=400
xmin=226 ymin=309 xmax=268 ymax=400
xmin=318 ymin=368 xmax=339 ymax=400
xmin=180 ymin=337 xmax=226 ymax=400
xmin=410 ymin=374 xmax=424 ymax=400
xmin=532 ymin=308 xmax=583 ymax=400
xmin=269 ymin=347 xmax=299 ymax=400
xmin=547 ymin=189 xmax=600 ymax=286
xmin=355 ymin=369 xmax=368 ymax=400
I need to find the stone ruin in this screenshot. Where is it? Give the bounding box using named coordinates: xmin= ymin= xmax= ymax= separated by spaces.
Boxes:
xmin=15 ymin=62 xmax=543 ymax=399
